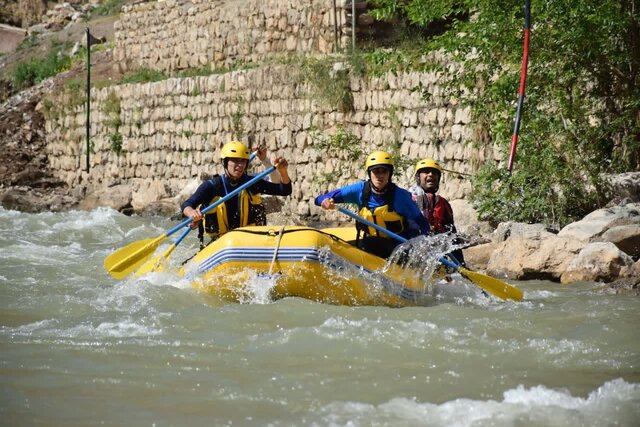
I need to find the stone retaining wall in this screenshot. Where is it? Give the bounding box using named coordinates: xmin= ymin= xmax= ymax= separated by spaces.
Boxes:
xmin=114 ymin=0 xmax=345 ymax=73
xmin=44 ymin=63 xmax=487 ymax=217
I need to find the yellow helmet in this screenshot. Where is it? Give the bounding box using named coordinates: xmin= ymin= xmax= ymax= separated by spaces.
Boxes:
xmin=365 ymin=151 xmax=394 ymax=172
xmin=221 ymin=141 xmax=250 ymax=160
xmin=415 ymin=158 xmax=442 ymax=175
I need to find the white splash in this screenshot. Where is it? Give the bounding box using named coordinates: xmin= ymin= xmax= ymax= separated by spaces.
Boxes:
xmin=316 ymin=378 xmax=640 ymax=427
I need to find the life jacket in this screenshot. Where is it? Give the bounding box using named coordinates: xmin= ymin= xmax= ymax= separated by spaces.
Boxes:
xmin=416 ymin=192 xmax=454 ymax=234
xmin=357 ymin=181 xmax=406 ymax=238
xmin=202 ymin=175 xmax=266 ymax=239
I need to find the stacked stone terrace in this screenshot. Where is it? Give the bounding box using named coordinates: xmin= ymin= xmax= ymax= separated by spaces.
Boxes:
xmin=114 ymin=0 xmax=343 ymax=72
xmin=45 ymin=0 xmax=487 ymax=216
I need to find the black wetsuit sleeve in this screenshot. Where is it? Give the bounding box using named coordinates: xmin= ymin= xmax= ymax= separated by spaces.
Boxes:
xmin=251 ymin=179 xmax=292 ymax=196
xmin=180 ymin=180 xmax=221 ymax=211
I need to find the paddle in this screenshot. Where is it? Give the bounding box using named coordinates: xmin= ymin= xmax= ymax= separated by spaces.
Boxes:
xmin=133 ymin=225 xmax=192 ymax=277
xmin=336 ymin=207 xmax=523 ymax=301
xmin=105 ymin=165 xmax=276 ymax=279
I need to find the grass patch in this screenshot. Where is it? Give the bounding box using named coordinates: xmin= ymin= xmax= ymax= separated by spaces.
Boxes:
xmin=119 ymin=68 xmax=168 ymax=84
xmin=87 ymin=0 xmax=124 ymax=19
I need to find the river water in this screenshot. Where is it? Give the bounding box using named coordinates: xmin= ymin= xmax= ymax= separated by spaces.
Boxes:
xmin=1 ymin=207 xmax=638 ymax=426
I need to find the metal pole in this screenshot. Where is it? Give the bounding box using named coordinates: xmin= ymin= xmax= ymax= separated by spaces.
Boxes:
xmin=85 ymin=27 xmax=91 ymax=173
xmin=351 ymin=0 xmax=356 ymax=50
xmin=332 ymin=0 xmax=338 ymax=51
xmin=507 ymin=0 xmax=531 ymax=172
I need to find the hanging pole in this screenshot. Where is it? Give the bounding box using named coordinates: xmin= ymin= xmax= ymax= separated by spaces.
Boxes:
xmin=332 ymin=0 xmax=339 ymax=51
xmin=351 ymin=0 xmax=355 ymax=50
xmin=85 ymin=27 xmax=91 ymax=173
xmin=507 ymin=0 xmax=531 ymax=173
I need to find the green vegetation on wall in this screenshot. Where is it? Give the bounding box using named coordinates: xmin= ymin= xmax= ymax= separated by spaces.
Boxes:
xmin=102 ymin=91 xmax=122 ymax=154
xmin=231 ymin=97 xmax=246 ymax=141
xmin=40 ymin=78 xmax=86 ymax=121
xmin=311 ymin=121 xmax=411 ymax=187
xmin=119 ymin=68 xmax=168 ymax=85
xmin=311 ymin=125 xmax=363 ymax=186
xmin=297 ymin=57 xmax=354 ymax=113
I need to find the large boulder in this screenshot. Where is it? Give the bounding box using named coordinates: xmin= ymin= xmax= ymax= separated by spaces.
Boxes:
xmin=487 ymin=223 xmax=586 ymax=281
xmin=560 ymin=242 xmax=635 ymax=284
xmin=174 ymin=179 xmax=200 ymax=208
xmin=140 ymin=199 xmax=180 ymax=217
xmin=0 ymin=186 xmax=76 ymax=212
xmin=599 ymin=225 xmax=640 ymax=259
xmin=558 ymin=203 xmax=640 ymax=242
xmin=448 ymin=199 xmax=493 ymax=236
xmin=80 ymin=184 xmax=132 ymax=212
xmin=605 ymin=172 xmax=640 ymax=204
xmin=131 ymin=181 xmax=169 ymax=213
xmin=492 ymin=221 xmax=550 ymax=243
xmin=620 ymin=259 xmax=640 ymax=281
xmin=607 ymin=260 xmax=640 ymax=295
xmin=463 ymin=241 xmax=498 ymax=271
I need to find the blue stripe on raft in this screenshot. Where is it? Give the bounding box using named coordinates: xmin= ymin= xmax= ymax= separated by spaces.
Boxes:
xmin=197 ymin=247 xmax=321 ymax=274
xmin=191 ymin=246 xmax=429 ymax=302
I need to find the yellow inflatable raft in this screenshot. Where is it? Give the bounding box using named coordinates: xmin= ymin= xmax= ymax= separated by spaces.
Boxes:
xmin=181 ymin=225 xmax=439 ymax=306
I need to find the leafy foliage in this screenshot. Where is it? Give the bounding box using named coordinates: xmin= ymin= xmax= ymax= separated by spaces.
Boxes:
xmin=368 ymin=0 xmax=467 ymax=26
xmin=368 ymin=0 xmax=639 ymax=228
xmin=11 ymin=41 xmax=73 ymax=90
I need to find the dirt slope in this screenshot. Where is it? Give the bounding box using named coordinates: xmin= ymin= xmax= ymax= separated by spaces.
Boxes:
xmin=0 ymin=9 xmax=122 ymax=212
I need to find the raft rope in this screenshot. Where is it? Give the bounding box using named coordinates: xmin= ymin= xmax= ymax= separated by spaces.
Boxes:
xmin=229 ymin=227 xmax=345 ymax=244
xmin=268 ymin=225 xmax=286 ymax=275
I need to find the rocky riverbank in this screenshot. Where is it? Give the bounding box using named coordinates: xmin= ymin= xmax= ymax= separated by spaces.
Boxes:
xmin=456 ymin=180 xmax=640 ymax=292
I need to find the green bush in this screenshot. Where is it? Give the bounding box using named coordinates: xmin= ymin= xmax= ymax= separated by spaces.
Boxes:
xmin=11 ymin=45 xmax=72 ymax=90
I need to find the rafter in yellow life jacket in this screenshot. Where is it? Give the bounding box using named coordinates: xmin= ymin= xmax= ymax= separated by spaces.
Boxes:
xmin=202 ymin=175 xmax=266 ymax=239
xmin=357 ymin=181 xmax=405 ymax=239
